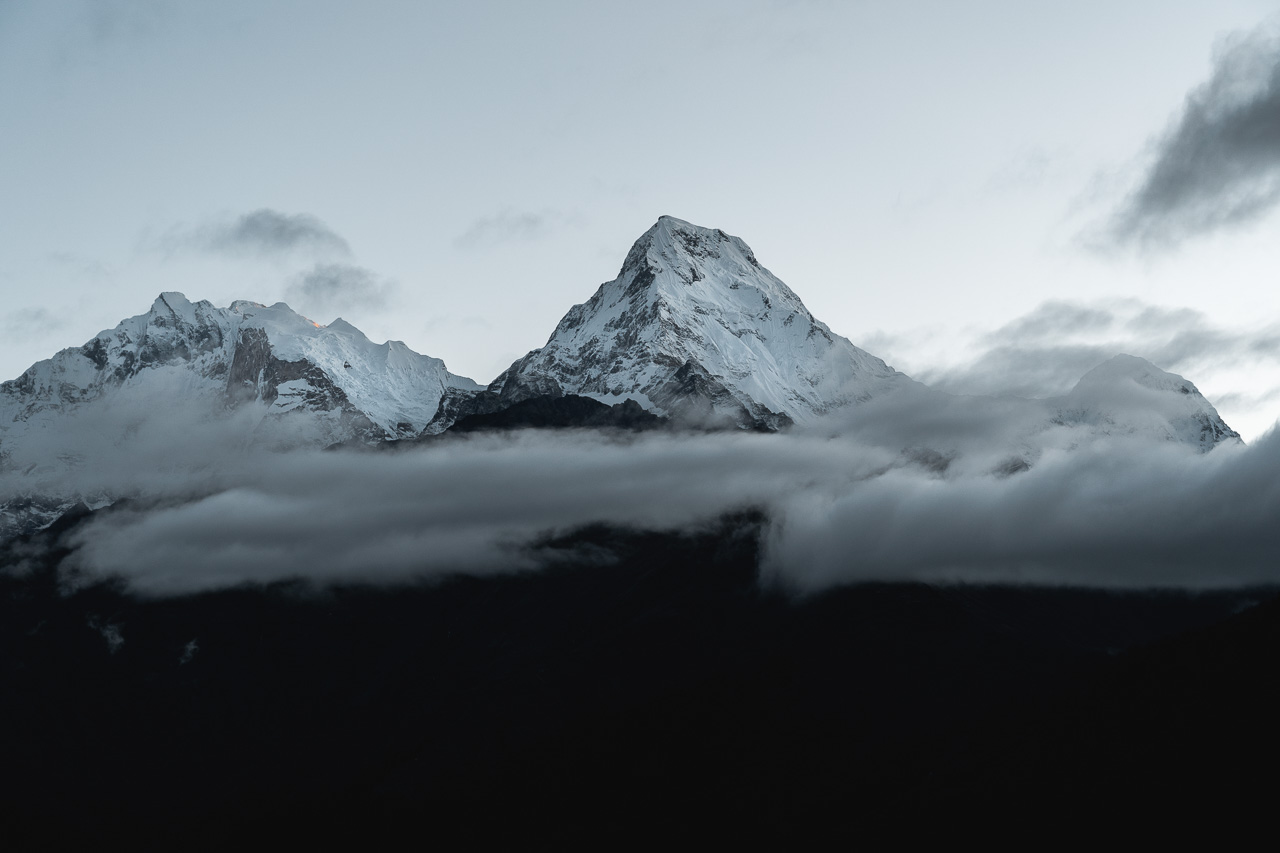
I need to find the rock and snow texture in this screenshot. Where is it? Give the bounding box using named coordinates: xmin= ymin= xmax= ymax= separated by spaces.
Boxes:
xmin=0 ymin=291 xmax=479 ymax=469
xmin=1050 ymin=354 xmax=1240 ymax=450
xmin=445 ymin=215 xmax=910 ymax=430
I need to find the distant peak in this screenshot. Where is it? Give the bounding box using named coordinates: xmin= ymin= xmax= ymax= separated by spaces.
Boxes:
xmin=1072 ymin=354 xmax=1201 ymax=397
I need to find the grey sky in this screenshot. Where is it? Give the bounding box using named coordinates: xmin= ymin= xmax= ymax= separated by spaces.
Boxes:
xmin=2 ymin=1 xmax=1279 ymax=437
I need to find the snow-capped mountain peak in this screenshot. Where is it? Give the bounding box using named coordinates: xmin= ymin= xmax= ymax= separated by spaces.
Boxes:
xmin=468 ymin=216 xmax=909 ymax=429
xmin=1 ymin=292 xmax=480 ymax=458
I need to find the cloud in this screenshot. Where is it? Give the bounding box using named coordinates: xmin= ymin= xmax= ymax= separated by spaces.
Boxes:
xmin=36 ymin=416 xmax=1280 ymax=597
xmin=285 ymin=263 xmax=393 ymax=316
xmin=4 ymin=331 xmax=1278 ymax=597
xmin=761 ymin=432 xmax=1279 ymax=592
xmin=455 ymin=209 xmax=563 ymax=249
xmin=2 ymin=307 xmax=68 ymax=343
xmin=161 ymin=209 xmax=352 ymax=259
xmin=1102 ymin=23 xmax=1280 ymax=248
xmin=56 ymin=431 xmax=893 ymax=594
xmin=920 ymin=298 xmax=1280 ymax=402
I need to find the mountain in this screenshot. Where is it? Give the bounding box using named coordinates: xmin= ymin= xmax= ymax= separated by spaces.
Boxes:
xmin=1051 ymin=354 xmax=1240 ymax=451
xmin=0 ymin=292 xmax=478 ymax=451
xmin=0 ymin=222 xmax=1245 ymax=538
xmin=0 ymin=293 xmax=479 ymax=532
xmin=429 ymin=215 xmax=910 ymax=431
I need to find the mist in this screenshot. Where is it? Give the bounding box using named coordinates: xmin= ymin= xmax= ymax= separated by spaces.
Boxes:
xmin=0 ymin=376 xmax=1267 ymax=594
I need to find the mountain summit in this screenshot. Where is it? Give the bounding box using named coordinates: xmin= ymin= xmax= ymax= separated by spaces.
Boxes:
xmin=433 ymin=216 xmax=908 ymax=430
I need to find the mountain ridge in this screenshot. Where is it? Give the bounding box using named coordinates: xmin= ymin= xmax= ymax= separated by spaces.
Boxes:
xmin=0 ymin=217 xmax=1246 ymax=537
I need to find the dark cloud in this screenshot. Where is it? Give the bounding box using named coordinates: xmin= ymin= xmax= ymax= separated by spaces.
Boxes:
xmin=1104 ymin=24 xmax=1280 ymax=247
xmin=286 ymin=263 xmax=392 ymax=316
xmin=455 ymin=210 xmax=561 ymax=249
xmin=162 ymin=209 xmax=351 ymax=259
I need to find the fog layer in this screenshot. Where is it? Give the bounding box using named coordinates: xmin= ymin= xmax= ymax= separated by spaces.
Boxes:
xmin=2 ymin=388 xmax=1265 ymax=594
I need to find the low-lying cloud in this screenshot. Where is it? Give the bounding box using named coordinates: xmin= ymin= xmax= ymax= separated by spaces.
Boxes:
xmin=2 ymin=351 xmax=1277 ymax=596
xmin=0 ymin=398 xmax=1269 ymax=596
xmin=62 ymin=432 xmax=877 ymax=593
xmin=1102 ymin=22 xmax=1280 ymax=248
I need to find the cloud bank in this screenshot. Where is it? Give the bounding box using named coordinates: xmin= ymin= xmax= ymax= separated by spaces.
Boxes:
xmin=1 ymin=395 xmax=1267 ymax=596
xmin=1104 ymin=23 xmax=1280 ymax=248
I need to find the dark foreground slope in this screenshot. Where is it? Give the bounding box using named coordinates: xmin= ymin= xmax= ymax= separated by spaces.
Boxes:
xmin=1 ymin=509 xmax=1276 ymax=844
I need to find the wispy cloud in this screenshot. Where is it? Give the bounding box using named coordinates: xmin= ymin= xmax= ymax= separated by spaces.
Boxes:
xmin=158 ymin=209 xmax=352 ymax=259
xmin=455 ymin=209 xmax=565 ymax=250
xmin=1 ymin=307 xmax=68 ymax=344
xmin=1098 ymin=22 xmax=1280 ymax=249
xmin=285 ymin=263 xmax=393 ymax=317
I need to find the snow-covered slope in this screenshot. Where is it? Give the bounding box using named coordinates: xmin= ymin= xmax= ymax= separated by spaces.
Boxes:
xmin=0 ymin=291 xmax=479 ymax=464
xmin=435 ymin=216 xmax=910 ymax=430
xmin=1050 ymin=354 xmax=1240 ymax=450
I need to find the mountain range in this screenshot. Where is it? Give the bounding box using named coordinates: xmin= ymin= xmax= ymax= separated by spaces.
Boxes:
xmin=0 ymin=215 xmax=1240 ymax=534
xmin=0 ymin=217 xmax=1270 ymax=841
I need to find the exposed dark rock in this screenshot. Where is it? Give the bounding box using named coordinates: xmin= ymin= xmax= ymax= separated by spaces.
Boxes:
xmin=447 ymin=394 xmax=666 ymax=433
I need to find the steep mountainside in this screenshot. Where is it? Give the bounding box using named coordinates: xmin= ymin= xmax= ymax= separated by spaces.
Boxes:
xmin=431 ymin=216 xmax=910 ymax=431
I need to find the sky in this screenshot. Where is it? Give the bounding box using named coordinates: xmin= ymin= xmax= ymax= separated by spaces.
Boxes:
xmin=3 ymin=1 xmax=1280 ymax=438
